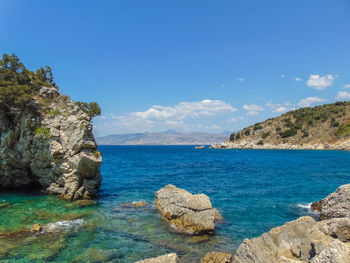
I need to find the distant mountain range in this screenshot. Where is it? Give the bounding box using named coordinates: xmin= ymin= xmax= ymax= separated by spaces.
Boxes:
xmin=96 ymin=131 xmax=229 ymax=145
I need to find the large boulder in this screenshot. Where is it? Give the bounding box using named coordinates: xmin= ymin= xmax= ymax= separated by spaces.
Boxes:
xmin=135 ymin=253 xmax=178 ymax=263
xmin=155 ymin=185 xmax=218 ymax=235
xmin=311 ymin=184 xmax=350 ymax=220
xmin=233 ymin=216 xmax=350 ymax=263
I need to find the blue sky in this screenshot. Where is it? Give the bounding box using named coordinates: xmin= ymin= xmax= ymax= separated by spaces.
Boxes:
xmin=1 ymin=0 xmax=350 ymax=136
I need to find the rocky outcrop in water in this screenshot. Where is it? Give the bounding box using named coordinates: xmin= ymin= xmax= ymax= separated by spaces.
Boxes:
xmin=0 ymin=86 xmax=101 ymax=199
xmin=311 ymin=184 xmax=350 ymax=220
xmin=135 ymin=253 xmax=178 ymax=263
xmin=201 ymin=252 xmax=232 ymax=263
xmin=233 ymin=216 xmax=350 ymax=263
xmin=155 ymin=185 xmax=218 ymax=235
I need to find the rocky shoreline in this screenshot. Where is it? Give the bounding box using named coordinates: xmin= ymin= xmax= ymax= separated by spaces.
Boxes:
xmin=210 ymin=140 xmax=350 ymax=150
xmin=136 ymin=184 xmax=350 ymax=263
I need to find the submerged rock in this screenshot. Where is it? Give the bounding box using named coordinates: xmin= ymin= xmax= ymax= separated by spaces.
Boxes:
xmin=30 ymin=219 xmax=84 ymax=234
xmin=0 ymin=202 xmax=12 ymax=208
xmin=233 ymin=216 xmax=350 ymax=263
xmin=133 ymin=201 xmax=149 ymax=207
xmin=135 ymin=253 xmax=178 ymax=263
xmin=311 ymin=184 xmax=350 ymax=220
xmin=201 ymin=252 xmax=232 ymax=263
xmin=155 ymin=185 xmax=218 ymax=235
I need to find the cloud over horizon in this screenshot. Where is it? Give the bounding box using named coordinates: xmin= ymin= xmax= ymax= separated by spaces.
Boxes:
xmin=306 ymin=74 xmax=334 ymax=90
xmin=95 ymin=99 xmax=238 ymax=135
xmin=298 ymin=96 xmax=326 ymax=107
xmin=243 ymin=104 xmax=264 ymax=115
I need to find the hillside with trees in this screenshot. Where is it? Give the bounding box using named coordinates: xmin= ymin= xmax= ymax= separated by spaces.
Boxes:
xmin=214 ymin=102 xmax=350 ymax=150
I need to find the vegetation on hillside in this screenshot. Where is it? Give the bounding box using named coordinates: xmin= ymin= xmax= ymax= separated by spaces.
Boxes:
xmin=0 ymin=53 xmax=100 ymax=119
xmin=229 ymin=101 xmax=350 ymax=144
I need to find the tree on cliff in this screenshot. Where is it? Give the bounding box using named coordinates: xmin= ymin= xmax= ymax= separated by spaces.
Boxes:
xmin=0 ymin=53 xmax=101 ymax=120
xmin=0 ymin=53 xmax=56 ymax=108
xmin=76 ymin=101 xmax=101 ymax=120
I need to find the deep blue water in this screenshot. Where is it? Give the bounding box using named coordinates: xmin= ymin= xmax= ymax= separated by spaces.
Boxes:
xmin=1 ymin=146 xmax=350 ymax=262
xmin=99 ymin=146 xmax=350 ymax=245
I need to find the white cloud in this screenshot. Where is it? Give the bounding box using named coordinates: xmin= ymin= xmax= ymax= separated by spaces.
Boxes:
xmin=306 ymin=74 xmax=334 ymax=90
xmin=298 ymin=97 xmax=326 ymax=107
xmin=95 ymin=99 xmax=237 ymax=135
xmin=336 ymin=91 xmax=350 ymax=100
xmin=295 ymin=77 xmax=302 ymax=82
xmin=227 ymin=117 xmax=237 ymax=123
xmin=344 ymin=84 xmax=350 ymax=89
xmin=131 ymin=99 xmax=237 ymax=120
xmin=266 ymin=101 xmax=290 ymax=113
xmin=281 ymin=74 xmax=285 ymax=78
xmin=274 ymin=106 xmax=288 ymax=113
xmin=243 ymin=104 xmax=264 ymax=115
xmin=238 ymin=78 xmax=245 ymax=82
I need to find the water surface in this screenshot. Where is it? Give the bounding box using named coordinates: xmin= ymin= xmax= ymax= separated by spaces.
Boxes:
xmin=1 ymin=146 xmax=350 ymax=262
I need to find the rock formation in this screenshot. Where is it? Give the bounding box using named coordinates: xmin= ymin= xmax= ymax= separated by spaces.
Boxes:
xmin=201 ymin=252 xmax=232 ymax=263
xmin=311 ymin=184 xmax=350 ymax=220
xmin=155 ymin=185 xmax=218 ymax=235
xmin=233 ymin=216 xmax=350 ymax=263
xmin=233 ymin=183 xmax=350 ymax=263
xmin=0 ymin=85 xmax=101 ymax=199
xmin=135 ymin=253 xmax=178 ymax=263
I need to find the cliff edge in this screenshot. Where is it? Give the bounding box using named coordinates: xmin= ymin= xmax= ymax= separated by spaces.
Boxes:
xmin=0 ymin=54 xmax=101 ymax=199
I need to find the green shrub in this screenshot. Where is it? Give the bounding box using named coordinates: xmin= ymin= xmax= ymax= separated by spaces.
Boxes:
xmin=302 ymin=130 xmax=309 ymax=138
xmin=261 ymin=131 xmax=270 ymax=139
xmin=244 ymin=129 xmax=251 ymax=136
xmin=337 ymin=122 xmax=350 ymax=137
xmin=76 ymin=101 xmax=101 ymax=119
xmin=0 ymin=53 xmax=56 ymax=109
xmin=235 ymin=133 xmax=241 ymax=140
xmin=276 ymin=126 xmax=281 ymax=132
xmin=279 ymin=128 xmax=297 ymax=138
xmin=253 ymin=124 xmax=262 ymax=131
xmin=79 ymin=122 xmax=86 ymax=129
xmin=257 ymin=140 xmax=264 ymax=145
xmin=48 ymin=109 xmax=60 ymax=116
xmin=34 ymin=126 xmax=50 ymax=139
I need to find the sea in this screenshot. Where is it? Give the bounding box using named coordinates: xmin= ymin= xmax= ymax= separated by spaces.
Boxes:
xmin=1 ymin=146 xmax=350 ymax=262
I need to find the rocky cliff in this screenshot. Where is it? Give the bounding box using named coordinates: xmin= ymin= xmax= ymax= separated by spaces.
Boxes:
xmin=213 ymin=102 xmax=350 ymax=150
xmin=0 ymin=54 xmax=101 ymax=199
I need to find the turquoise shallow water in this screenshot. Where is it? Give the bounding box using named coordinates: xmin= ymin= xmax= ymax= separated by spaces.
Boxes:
xmin=1 ymin=146 xmax=350 ymax=262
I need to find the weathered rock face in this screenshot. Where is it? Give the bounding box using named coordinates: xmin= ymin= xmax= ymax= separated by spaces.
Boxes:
xmin=0 ymin=86 xmax=101 ymax=199
xmin=155 ymin=185 xmax=218 ymax=235
xmin=201 ymin=252 xmax=232 ymax=263
xmin=311 ymin=184 xmax=350 ymax=220
xmin=135 ymin=253 xmax=178 ymax=263
xmin=233 ymin=216 xmax=350 ymax=263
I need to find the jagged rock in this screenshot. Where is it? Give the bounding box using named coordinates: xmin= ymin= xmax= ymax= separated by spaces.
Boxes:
xmin=201 ymin=252 xmax=232 ymax=263
xmin=155 ymin=185 xmax=217 ymax=235
xmin=233 ymin=216 xmax=350 ymax=263
xmin=135 ymin=253 xmax=178 ymax=263
xmin=317 ymin=217 xmax=350 ymax=242
xmin=0 ymin=88 xmax=101 ymax=200
xmin=39 ymin=86 xmax=59 ymax=98
xmin=311 ymin=184 xmax=350 ymax=220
